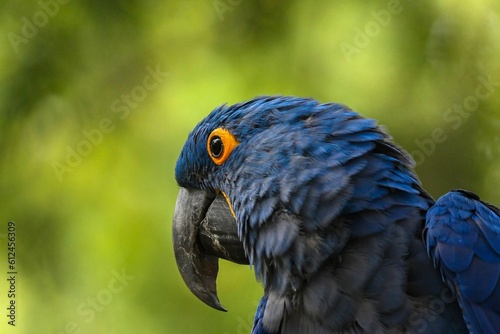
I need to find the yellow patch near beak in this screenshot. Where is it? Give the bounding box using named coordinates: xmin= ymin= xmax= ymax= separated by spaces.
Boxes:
xmin=220 ymin=191 xmax=236 ymax=219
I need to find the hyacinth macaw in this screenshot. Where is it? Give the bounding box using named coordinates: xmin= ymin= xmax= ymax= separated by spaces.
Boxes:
xmin=173 ymin=96 xmax=500 ymax=333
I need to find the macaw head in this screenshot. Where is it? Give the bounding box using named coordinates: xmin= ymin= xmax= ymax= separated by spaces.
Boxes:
xmin=173 ymin=96 xmax=429 ymax=316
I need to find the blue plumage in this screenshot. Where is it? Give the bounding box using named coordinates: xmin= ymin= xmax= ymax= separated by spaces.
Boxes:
xmin=425 ymin=190 xmax=500 ymax=333
xmin=252 ymin=297 xmax=270 ymax=334
xmin=175 ymin=96 xmax=498 ymax=333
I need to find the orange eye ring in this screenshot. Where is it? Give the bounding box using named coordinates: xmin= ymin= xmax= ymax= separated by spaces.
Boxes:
xmin=207 ymin=128 xmax=239 ymax=165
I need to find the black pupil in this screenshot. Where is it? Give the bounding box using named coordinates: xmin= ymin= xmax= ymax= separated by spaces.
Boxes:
xmin=210 ymin=136 xmax=223 ymax=158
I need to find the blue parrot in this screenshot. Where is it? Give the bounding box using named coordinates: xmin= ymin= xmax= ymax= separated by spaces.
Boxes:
xmin=172 ymin=96 xmax=500 ymax=333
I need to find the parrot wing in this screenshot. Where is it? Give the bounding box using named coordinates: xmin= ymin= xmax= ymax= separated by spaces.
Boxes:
xmin=424 ymin=189 xmax=500 ymax=333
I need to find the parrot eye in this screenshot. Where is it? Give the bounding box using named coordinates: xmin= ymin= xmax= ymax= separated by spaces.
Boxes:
xmin=207 ymin=128 xmax=239 ymax=165
xmin=210 ymin=136 xmax=223 ymax=158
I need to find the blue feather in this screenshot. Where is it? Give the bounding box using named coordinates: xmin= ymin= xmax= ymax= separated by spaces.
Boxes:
xmin=425 ymin=190 xmax=500 ymax=333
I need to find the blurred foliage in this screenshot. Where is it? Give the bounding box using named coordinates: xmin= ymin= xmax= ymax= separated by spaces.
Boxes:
xmin=0 ymin=0 xmax=499 ymax=333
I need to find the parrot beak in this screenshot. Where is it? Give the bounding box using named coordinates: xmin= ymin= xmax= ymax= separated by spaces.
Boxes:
xmin=172 ymin=188 xmax=248 ymax=312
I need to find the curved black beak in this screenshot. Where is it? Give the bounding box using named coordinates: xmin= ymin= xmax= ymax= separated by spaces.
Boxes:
xmin=172 ymin=188 xmax=248 ymax=311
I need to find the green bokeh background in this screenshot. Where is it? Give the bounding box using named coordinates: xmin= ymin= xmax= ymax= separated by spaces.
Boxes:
xmin=0 ymin=1 xmax=499 ymax=333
